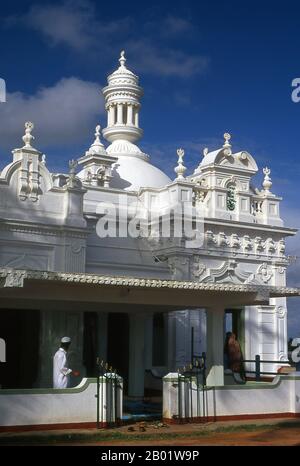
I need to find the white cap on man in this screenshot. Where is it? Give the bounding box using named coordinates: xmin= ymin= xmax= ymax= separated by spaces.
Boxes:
xmin=61 ymin=336 xmax=71 ymax=344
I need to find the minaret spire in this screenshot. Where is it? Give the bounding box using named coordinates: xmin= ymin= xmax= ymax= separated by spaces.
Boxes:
xmin=102 ymin=51 xmax=144 ymax=145
xmin=119 ymin=50 xmax=126 ymax=67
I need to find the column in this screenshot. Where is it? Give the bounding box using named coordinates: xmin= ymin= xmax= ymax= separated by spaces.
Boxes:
xmin=128 ymin=313 xmax=146 ymax=397
xmin=127 ymin=104 xmax=133 ymax=126
xmin=108 ymin=106 xmax=114 ymax=126
xmin=167 ymin=312 xmax=176 ymax=371
xmin=206 ymin=306 xmax=224 ymax=386
xmin=144 ymin=313 xmax=153 ymax=370
xmin=117 ymin=103 xmax=123 ymax=125
xmin=134 ymin=107 xmax=139 ymax=127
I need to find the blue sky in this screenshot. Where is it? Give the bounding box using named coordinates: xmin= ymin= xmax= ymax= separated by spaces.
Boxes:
xmin=0 ymin=0 xmax=300 ymax=336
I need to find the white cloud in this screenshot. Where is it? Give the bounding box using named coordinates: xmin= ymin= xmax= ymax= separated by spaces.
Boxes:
xmin=126 ymin=41 xmax=209 ymax=78
xmin=0 ymin=77 xmax=104 ymax=151
xmin=6 ymin=1 xmax=209 ymax=79
xmin=7 ymin=0 xmax=132 ymax=52
xmin=24 ymin=1 xmax=95 ymax=50
xmin=162 ymin=16 xmax=194 ymax=36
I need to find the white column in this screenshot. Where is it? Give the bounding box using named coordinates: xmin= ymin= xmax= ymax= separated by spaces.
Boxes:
xmin=206 ymin=306 xmax=224 ymax=386
xmin=117 ymin=103 xmax=123 ymax=125
xmin=127 ymin=104 xmax=133 ymax=126
xmin=144 ymin=314 xmax=153 ymax=370
xmin=108 ymin=106 xmax=114 ymax=126
xmin=167 ymin=312 xmax=177 ymax=371
xmin=113 ymin=105 xmax=117 ymax=125
xmin=128 ymin=313 xmax=145 ymax=397
xmin=134 ymin=107 xmax=139 ymax=127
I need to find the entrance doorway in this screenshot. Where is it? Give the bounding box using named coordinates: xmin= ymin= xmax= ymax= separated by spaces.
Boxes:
xmin=107 ymin=313 xmax=129 ymax=393
xmin=225 ymin=308 xmax=245 ymax=355
xmin=224 ymin=309 xmax=245 ymax=366
xmin=0 ymin=310 xmax=40 ymax=389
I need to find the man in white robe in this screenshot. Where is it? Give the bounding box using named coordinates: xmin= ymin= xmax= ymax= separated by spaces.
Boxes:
xmin=53 ymin=336 xmax=79 ymax=388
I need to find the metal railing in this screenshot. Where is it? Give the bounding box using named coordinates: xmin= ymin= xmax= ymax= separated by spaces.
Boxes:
xmin=95 ymin=358 xmax=122 ymax=428
xmin=241 ymin=355 xmax=290 ymax=381
xmin=176 ymin=352 xmax=207 ymax=422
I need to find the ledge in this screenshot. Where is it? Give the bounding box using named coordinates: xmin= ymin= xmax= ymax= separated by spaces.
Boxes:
xmin=0 ymin=268 xmax=299 ymax=297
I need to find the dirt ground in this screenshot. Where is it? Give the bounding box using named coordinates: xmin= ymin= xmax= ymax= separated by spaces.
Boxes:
xmin=91 ymin=427 xmax=300 ymax=446
xmin=1 ymin=418 xmax=300 ymax=446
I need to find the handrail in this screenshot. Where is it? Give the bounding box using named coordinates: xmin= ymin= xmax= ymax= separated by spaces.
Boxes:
xmin=240 ymin=355 xmax=291 ymax=381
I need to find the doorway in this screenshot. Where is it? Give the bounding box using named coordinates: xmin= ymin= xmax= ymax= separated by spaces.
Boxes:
xmin=107 ymin=313 xmax=129 ymax=393
xmin=0 ymin=309 xmax=40 ymax=389
xmin=225 ymin=308 xmax=245 ymax=356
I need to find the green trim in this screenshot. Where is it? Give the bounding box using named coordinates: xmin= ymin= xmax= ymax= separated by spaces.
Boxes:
xmin=0 ymin=377 xmax=105 ymax=395
xmin=163 ymin=375 xmax=300 ymax=390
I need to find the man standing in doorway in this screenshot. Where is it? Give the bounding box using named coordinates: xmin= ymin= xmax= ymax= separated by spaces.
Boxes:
xmin=53 ymin=337 xmax=80 ymax=388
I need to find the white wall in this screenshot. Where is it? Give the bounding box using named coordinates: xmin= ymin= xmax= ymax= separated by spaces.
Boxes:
xmin=0 ymin=377 xmax=122 ymax=428
xmin=163 ymin=373 xmax=300 ymax=420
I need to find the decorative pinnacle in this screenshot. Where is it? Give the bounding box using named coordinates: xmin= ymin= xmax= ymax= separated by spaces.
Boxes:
xmin=95 ymin=124 xmax=101 ymax=140
xmin=119 ymin=50 xmax=126 ymax=67
xmin=174 ymin=148 xmax=186 ymax=181
xmin=203 ymin=147 xmax=209 ymax=157
xmin=69 ymin=159 xmax=78 ymax=175
xmin=22 ymin=121 xmax=35 ymax=148
xmin=223 ymin=132 xmax=232 ymax=156
xmin=88 ymin=124 xmax=105 ymax=154
xmin=262 ymin=167 xmax=272 ymax=193
xmin=223 ymin=132 xmax=231 ymax=147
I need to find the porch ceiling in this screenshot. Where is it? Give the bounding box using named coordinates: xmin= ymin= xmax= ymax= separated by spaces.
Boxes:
xmin=0 ymin=268 xmax=299 ymax=311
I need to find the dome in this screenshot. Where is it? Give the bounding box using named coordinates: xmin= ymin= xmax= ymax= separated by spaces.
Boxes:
xmin=107 ymin=139 xmax=146 ymax=158
xmin=109 ymin=154 xmax=171 ymax=191
xmin=106 ymin=50 xmax=140 ymax=88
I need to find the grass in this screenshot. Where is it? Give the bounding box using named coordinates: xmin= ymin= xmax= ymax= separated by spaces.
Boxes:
xmin=1 ymin=420 xmax=300 ymax=445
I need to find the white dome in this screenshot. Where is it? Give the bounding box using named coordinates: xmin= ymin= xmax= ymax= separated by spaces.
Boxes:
xmin=107 ymin=140 xmax=143 ymax=157
xmin=110 ymin=154 xmax=171 ymax=191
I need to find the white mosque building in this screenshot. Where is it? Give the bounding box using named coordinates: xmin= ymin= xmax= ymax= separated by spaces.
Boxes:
xmin=0 ymin=51 xmax=299 ymax=405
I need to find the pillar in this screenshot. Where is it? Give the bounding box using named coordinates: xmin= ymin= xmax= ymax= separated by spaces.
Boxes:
xmin=117 ymin=103 xmax=123 ymax=125
xmin=144 ymin=313 xmax=153 ymax=370
xmin=134 ymin=108 xmax=139 ymax=127
xmin=206 ymin=306 xmax=224 ymax=386
xmin=108 ymin=106 xmax=114 ymax=126
xmin=127 ymin=104 xmax=133 ymax=126
xmin=128 ymin=313 xmax=146 ymax=397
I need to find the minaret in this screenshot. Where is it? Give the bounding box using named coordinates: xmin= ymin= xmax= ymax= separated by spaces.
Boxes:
xmin=102 ymin=51 xmax=143 ymax=144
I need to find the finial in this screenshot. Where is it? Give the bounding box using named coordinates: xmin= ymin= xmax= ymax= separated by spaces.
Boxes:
xmin=119 ymin=50 xmax=126 ymax=67
xmin=223 ymin=132 xmax=231 ymax=147
xmin=223 ymin=132 xmax=232 ymax=156
xmin=69 ymin=159 xmax=78 ymax=175
xmin=95 ymin=124 xmax=101 ymax=140
xmin=67 ymin=159 xmax=79 ymax=188
xmin=262 ymin=167 xmax=272 ymax=193
xmin=203 ymin=147 xmax=209 ymax=157
xmin=174 ymin=148 xmax=186 ymax=181
xmin=88 ymin=124 xmax=105 ymax=154
xmin=22 ymin=121 xmax=35 ymax=148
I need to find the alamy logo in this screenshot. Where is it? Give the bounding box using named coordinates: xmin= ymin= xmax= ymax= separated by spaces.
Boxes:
xmin=291 ymin=78 xmax=300 ymax=103
xmin=0 ymin=338 xmax=6 ymax=362
xmin=291 ymin=346 xmax=300 ymax=364
xmin=0 ymin=78 xmax=6 ymax=103
xmin=95 ymin=194 xmax=205 ymax=249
